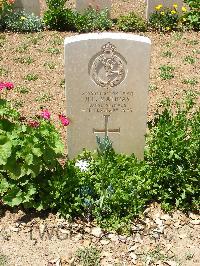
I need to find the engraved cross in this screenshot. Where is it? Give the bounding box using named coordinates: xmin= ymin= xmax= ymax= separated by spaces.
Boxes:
xmin=93 ymin=115 xmax=120 ymax=138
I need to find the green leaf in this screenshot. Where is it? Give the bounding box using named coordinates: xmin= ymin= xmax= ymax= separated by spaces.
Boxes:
xmin=0 ymin=135 xmax=12 ymax=165
xmin=3 ymin=187 xmax=23 ymax=207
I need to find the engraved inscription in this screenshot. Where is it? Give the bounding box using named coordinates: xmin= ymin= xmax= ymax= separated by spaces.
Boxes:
xmin=82 ymin=90 xmax=134 ymax=113
xmin=89 ymin=42 xmax=127 ymax=88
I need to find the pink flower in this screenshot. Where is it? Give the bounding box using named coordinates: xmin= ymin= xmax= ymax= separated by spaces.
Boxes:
xmin=0 ymin=82 xmax=14 ymax=90
xmin=41 ymin=109 xmax=51 ymax=120
xmin=58 ymin=114 xmax=70 ymax=126
xmin=4 ymin=82 xmax=14 ymax=90
xmin=28 ymin=120 xmax=40 ymax=128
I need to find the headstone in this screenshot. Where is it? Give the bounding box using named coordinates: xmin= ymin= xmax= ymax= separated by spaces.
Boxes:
xmin=14 ymin=0 xmax=40 ymax=17
xmin=76 ymin=0 xmax=111 ymax=13
xmin=146 ymin=0 xmax=186 ymax=20
xmin=65 ymin=33 xmax=151 ymax=159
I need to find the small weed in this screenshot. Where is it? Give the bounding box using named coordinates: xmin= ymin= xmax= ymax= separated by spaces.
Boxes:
xmin=173 ymin=32 xmax=183 ymax=41
xmin=0 ymin=67 xmax=8 ymax=77
xmin=164 ymin=42 xmax=172 ymax=48
xmin=14 ymin=56 xmax=34 ymax=65
xmin=143 ymin=246 xmax=174 ymax=264
xmin=0 ymin=252 xmax=7 ymax=266
xmin=0 ymin=37 xmax=6 ymax=48
xmin=15 ymin=86 xmax=30 ymax=94
xmin=159 ymin=65 xmax=175 ymax=80
xmin=51 ymin=36 xmax=63 ymax=46
xmin=187 ymin=39 xmax=199 ymax=45
xmin=183 ymin=55 xmax=196 ymax=64
xmin=185 ymin=252 xmax=194 ymax=260
xmin=13 ymin=100 xmax=24 ymax=108
xmin=16 ymin=43 xmax=29 ymax=53
xmin=44 ymin=62 xmax=56 ymax=70
xmin=25 ymin=73 xmax=38 ymax=81
xmin=27 ymin=34 xmax=43 ymax=45
xmin=47 ymin=47 xmax=61 ymax=55
xmin=0 ymin=34 xmax=6 ymax=40
xmin=149 ymin=84 xmax=158 ymax=91
xmin=182 ymin=78 xmax=198 ymax=86
xmin=192 ymin=49 xmax=200 ymax=54
xmin=162 ymin=51 xmax=173 ymax=58
xmin=35 ymin=93 xmax=52 ymax=103
xmin=60 ymin=79 xmax=65 ymax=88
xmin=74 ymin=246 xmax=101 ymax=266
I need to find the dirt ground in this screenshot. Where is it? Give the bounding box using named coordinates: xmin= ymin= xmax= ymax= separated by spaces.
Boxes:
xmin=0 ymin=0 xmax=200 ymax=265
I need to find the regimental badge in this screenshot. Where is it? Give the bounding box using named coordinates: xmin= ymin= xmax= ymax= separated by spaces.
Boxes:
xmin=89 ymin=42 xmax=127 ymax=88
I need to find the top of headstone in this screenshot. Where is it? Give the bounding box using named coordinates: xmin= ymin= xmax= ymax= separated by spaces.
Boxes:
xmin=64 ymin=33 xmax=151 ymax=45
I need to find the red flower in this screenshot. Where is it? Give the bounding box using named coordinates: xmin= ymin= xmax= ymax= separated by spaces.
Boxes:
xmin=28 ymin=120 xmax=40 ymax=128
xmin=0 ymin=82 xmax=14 ymax=90
xmin=58 ymin=114 xmax=70 ymax=126
xmin=4 ymin=82 xmax=14 ymax=90
xmin=41 ymin=109 xmax=51 ymax=120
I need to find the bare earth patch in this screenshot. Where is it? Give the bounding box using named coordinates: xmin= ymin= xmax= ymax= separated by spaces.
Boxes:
xmin=0 ymin=204 xmax=200 ymax=265
xmin=0 ymin=0 xmax=200 ymax=265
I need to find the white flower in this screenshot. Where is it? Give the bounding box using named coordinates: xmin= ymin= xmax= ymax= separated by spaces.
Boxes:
xmin=75 ymin=160 xmax=89 ymax=172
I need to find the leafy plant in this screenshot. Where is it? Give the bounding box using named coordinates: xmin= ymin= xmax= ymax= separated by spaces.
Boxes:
xmin=4 ymin=10 xmax=44 ymax=32
xmin=44 ymin=0 xmax=76 ymax=31
xmin=146 ymin=92 xmax=200 ymax=211
xmin=0 ymin=0 xmax=14 ymax=31
xmin=0 ymin=85 xmax=65 ymax=209
xmin=117 ymin=12 xmax=147 ymax=32
xmin=149 ymin=5 xmax=180 ymax=31
xmin=183 ymin=0 xmax=200 ymax=30
xmin=75 ymin=8 xmax=112 ymax=33
xmin=0 ymin=84 xmax=199 ymax=233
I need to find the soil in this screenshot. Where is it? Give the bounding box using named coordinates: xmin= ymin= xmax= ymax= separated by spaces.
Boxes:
xmin=0 ymin=0 xmax=200 ymax=265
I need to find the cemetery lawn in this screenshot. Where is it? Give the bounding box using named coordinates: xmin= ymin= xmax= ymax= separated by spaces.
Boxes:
xmin=0 ymin=0 xmax=200 ymax=265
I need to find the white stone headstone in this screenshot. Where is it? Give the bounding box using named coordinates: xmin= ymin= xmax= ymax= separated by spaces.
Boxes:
xmin=65 ymin=33 xmax=151 ymax=159
xmin=76 ymin=0 xmax=111 ymax=13
xmin=146 ymin=0 xmax=186 ymax=20
xmin=14 ymin=0 xmax=40 ymax=17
